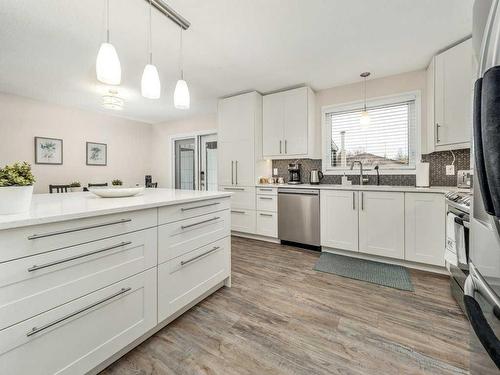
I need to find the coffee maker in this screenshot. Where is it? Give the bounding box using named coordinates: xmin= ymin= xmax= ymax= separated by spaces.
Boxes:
xmin=287 ymin=162 xmax=302 ymax=184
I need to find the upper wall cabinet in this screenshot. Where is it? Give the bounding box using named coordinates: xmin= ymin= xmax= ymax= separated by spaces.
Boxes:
xmin=262 ymin=87 xmax=319 ymax=159
xmin=425 ymin=38 xmax=473 ymax=153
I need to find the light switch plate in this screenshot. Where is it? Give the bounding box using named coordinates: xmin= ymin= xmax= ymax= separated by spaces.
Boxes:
xmin=446 ymin=165 xmax=455 ymax=175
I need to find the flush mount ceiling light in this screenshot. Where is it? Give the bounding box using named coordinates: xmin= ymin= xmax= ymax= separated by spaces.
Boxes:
xmin=360 ymin=72 xmax=371 ymax=128
xmin=174 ymin=29 xmax=190 ymax=109
xmin=102 ymin=89 xmax=124 ymax=110
xmin=141 ymin=0 xmax=161 ymax=99
xmin=96 ymin=0 xmax=121 ymax=85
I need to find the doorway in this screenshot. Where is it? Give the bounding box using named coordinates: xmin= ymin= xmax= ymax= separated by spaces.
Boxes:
xmin=172 ymin=132 xmax=217 ymax=191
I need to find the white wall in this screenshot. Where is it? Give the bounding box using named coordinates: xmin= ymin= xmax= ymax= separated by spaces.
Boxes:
xmin=150 ymin=114 xmax=217 ymax=188
xmin=0 ymin=93 xmax=152 ymax=193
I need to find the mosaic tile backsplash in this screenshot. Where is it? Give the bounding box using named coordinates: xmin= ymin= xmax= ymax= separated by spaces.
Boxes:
xmin=272 ymin=148 xmax=470 ymax=187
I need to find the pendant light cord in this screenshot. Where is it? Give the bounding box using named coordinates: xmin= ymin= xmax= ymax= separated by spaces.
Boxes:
xmin=179 ymin=28 xmax=184 ymax=79
xmin=363 ymin=76 xmax=367 ymax=112
xmin=148 ymin=0 xmax=153 ymax=64
xmin=106 ymin=0 xmax=110 ymax=42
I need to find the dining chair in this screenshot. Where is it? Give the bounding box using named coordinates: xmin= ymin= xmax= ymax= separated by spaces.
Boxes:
xmin=146 ymin=182 xmax=158 ymax=188
xmin=49 ymin=184 xmax=71 ymax=193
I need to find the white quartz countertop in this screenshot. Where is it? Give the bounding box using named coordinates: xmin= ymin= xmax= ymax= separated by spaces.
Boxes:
xmin=256 ymin=183 xmax=466 ymax=194
xmin=0 ymin=189 xmax=232 ymax=230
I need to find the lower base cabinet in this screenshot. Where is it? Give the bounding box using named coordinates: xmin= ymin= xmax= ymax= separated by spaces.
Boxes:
xmin=0 ymin=268 xmax=157 ymax=375
xmin=158 ymin=236 xmax=231 ymax=321
xmin=256 ymin=211 xmax=278 ymax=238
xmin=230 ymin=209 xmax=256 ymax=233
xmin=359 ymin=191 xmax=405 ymax=259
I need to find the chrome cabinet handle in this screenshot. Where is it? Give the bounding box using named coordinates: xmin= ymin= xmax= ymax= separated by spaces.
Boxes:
xmin=27 ymin=241 xmax=132 ymax=272
xmin=27 ymin=219 xmax=132 ymax=240
xmin=436 ymin=123 xmax=441 ymax=143
xmin=279 ymin=140 xmax=282 ymax=154
xmin=259 ymin=213 xmax=273 ymax=217
xmin=231 ymin=161 xmax=234 ymax=185
xmin=259 ymin=197 xmax=273 ymax=200
xmin=180 ymin=246 xmax=220 ymax=266
xmin=26 ymin=287 xmax=131 ymax=337
xmin=285 ymin=140 xmax=287 ymax=154
xmin=259 ymin=188 xmax=273 ymax=192
xmin=235 ymin=160 xmax=238 ymax=185
xmin=223 ymin=187 xmax=245 ymax=191
xmin=361 ymin=192 xmax=364 ymax=210
xmin=231 ymin=210 xmax=246 ymax=214
xmin=353 ymin=192 xmax=355 ymax=210
xmin=181 ymin=202 xmax=220 ymax=211
xmin=181 ymin=216 xmax=220 ymax=230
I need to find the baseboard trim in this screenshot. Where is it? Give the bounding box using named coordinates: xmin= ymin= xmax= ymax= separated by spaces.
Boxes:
xmin=89 ymin=280 xmax=227 ymax=375
xmin=232 ymin=231 xmax=280 ymax=243
xmin=322 ymin=247 xmax=448 ymax=275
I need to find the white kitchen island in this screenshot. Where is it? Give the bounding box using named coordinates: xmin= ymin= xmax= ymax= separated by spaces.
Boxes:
xmin=0 ymin=189 xmax=232 ymax=375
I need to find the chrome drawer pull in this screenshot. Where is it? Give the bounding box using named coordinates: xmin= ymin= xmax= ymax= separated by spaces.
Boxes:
xmin=259 ymin=188 xmax=273 ymax=191
xmin=259 ymin=197 xmax=273 ymax=200
xmin=26 ymin=287 xmax=131 ymax=337
xmin=181 ymin=202 xmax=220 ymax=211
xmin=181 ymin=246 xmax=220 ymax=266
xmin=259 ymin=213 xmax=273 ymax=217
xmin=181 ymin=217 xmax=220 ymax=229
xmin=27 ymin=219 xmax=132 ymax=240
xmin=27 ymin=241 xmax=132 ymax=272
xmin=231 ymin=210 xmax=246 ymax=214
xmin=223 ymin=187 xmax=245 ymax=191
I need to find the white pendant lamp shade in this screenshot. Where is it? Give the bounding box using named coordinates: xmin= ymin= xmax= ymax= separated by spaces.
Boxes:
xmin=174 ymin=78 xmax=190 ymax=109
xmin=96 ymin=42 xmax=121 ymax=85
xmin=360 ymin=111 xmax=371 ymax=127
xmin=141 ymin=64 xmax=161 ymax=99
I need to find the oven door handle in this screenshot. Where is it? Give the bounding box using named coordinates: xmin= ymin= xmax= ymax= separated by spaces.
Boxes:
xmin=464 ymin=263 xmax=500 ymax=369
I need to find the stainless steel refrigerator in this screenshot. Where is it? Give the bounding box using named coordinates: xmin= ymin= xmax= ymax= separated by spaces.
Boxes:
xmin=468 ymin=0 xmax=500 ymax=372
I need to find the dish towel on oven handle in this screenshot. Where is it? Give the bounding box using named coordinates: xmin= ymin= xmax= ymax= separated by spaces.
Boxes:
xmin=445 ymin=212 xmax=459 ymax=266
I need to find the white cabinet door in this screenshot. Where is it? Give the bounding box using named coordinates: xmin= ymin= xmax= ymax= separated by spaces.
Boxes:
xmin=359 ymin=192 xmax=405 ymax=259
xmin=217 ymin=141 xmax=236 ymax=186
xmin=283 ymin=87 xmax=308 ymax=156
xmin=218 ymin=93 xmax=255 ymax=143
xmin=256 ymin=212 xmax=278 ymax=238
xmin=262 ymin=93 xmax=284 ymax=157
xmin=320 ymin=190 xmax=359 ymax=252
xmin=218 ymin=140 xmax=254 ymax=186
xmin=405 ymin=193 xmax=446 ymax=266
xmin=230 ymin=209 xmax=256 ymax=234
xmin=434 ymin=39 xmax=472 ymax=148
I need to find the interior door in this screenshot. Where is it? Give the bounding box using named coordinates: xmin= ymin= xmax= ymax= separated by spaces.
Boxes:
xmin=199 ymin=134 xmax=217 ymax=191
xmin=283 ymin=87 xmax=308 ymax=155
xmin=174 ymin=138 xmax=196 ymax=190
xmin=359 ymin=191 xmax=405 ymax=259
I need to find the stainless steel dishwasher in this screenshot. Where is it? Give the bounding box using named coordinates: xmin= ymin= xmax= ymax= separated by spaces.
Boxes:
xmin=278 ymin=188 xmax=320 ymax=248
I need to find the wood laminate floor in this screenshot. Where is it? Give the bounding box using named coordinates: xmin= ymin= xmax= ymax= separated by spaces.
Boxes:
xmin=101 ymin=237 xmax=470 ymax=375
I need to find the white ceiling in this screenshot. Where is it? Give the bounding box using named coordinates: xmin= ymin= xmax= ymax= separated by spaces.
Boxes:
xmin=0 ymin=0 xmax=472 ymax=124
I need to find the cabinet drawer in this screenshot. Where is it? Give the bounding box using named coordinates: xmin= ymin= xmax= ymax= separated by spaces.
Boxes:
xmin=256 ymin=187 xmax=278 ymax=196
xmin=231 ymin=209 xmax=256 ymax=234
xmin=158 ymin=210 xmax=230 ymax=264
xmin=0 ymin=208 xmax=157 ymax=263
xmin=256 ymin=194 xmax=278 ymax=212
xmin=220 ymin=186 xmax=256 ymax=209
xmin=0 ymin=228 xmax=157 ymax=330
xmin=256 ymin=211 xmax=278 ymax=238
xmin=0 ymin=268 xmax=157 ymax=375
xmin=158 ymin=197 xmax=230 ymax=225
xmin=158 ymin=237 xmax=230 ymax=321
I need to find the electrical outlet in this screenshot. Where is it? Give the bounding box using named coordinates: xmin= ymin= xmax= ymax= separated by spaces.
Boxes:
xmin=446 ymin=165 xmax=455 ymax=175
xmin=273 ymin=168 xmax=278 ymax=176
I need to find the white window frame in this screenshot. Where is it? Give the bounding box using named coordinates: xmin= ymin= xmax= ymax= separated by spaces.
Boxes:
xmin=321 ymin=91 xmax=421 ymax=175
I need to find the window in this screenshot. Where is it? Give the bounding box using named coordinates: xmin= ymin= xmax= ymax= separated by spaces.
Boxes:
xmin=322 ymin=92 xmax=419 ymax=172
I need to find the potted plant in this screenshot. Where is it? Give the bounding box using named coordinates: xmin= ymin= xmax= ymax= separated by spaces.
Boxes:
xmin=112 ymin=179 xmax=123 ymax=187
xmin=69 ymin=181 xmax=81 ymax=192
xmin=0 ymin=162 xmax=36 ymax=214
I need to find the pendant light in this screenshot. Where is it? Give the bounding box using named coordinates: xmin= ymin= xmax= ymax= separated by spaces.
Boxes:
xmin=141 ymin=0 xmax=161 ymax=99
xmin=96 ymin=0 xmax=121 ymax=85
xmin=174 ymin=29 xmax=190 ymax=109
xmin=360 ymin=72 xmax=371 ymax=127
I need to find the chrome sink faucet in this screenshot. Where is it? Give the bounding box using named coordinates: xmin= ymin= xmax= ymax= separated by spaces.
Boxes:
xmin=350 ymin=161 xmax=369 ymax=185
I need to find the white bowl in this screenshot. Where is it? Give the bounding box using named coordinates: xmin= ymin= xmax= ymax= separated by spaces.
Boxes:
xmin=89 ymin=187 xmax=145 ymax=198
